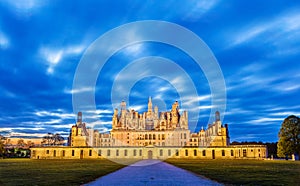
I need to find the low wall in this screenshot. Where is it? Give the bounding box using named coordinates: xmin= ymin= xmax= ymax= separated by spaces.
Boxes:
xmin=30 ymin=145 xmax=267 ymax=160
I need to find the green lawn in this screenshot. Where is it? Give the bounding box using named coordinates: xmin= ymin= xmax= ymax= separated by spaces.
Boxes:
xmin=0 ymin=158 xmax=133 ymax=186
xmin=166 ymin=159 xmax=300 ymax=186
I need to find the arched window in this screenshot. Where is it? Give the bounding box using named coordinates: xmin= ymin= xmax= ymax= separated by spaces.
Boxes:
xmin=194 ymin=149 xmax=197 ymax=156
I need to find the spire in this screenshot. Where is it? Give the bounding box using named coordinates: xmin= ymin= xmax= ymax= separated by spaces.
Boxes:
xmin=148 ymin=96 xmax=152 ymax=112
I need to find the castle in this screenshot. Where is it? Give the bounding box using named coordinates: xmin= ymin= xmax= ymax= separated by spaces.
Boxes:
xmin=70 ymin=98 xmax=229 ymax=148
xmin=31 ymin=98 xmax=267 ymax=160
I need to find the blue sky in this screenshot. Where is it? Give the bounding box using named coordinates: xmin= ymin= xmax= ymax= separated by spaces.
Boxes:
xmin=1 ymin=0 xmax=300 ymax=142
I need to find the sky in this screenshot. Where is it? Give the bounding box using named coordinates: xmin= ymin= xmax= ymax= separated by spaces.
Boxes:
xmin=0 ymin=0 xmax=300 ymax=142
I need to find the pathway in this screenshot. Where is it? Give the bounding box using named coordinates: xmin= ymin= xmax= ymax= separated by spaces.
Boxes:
xmin=85 ymin=160 xmax=222 ymax=186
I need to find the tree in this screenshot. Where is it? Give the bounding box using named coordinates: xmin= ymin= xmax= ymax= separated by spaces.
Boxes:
xmin=17 ymin=139 xmax=26 ymax=147
xmin=0 ymin=135 xmax=6 ymax=157
xmin=277 ymin=115 xmax=300 ymax=158
xmin=53 ymin=133 xmax=65 ymax=145
xmin=41 ymin=133 xmax=64 ymax=146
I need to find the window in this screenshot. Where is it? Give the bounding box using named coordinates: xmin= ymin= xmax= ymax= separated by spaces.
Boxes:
xmin=124 ymin=150 xmax=127 ymax=156
xmin=46 ymin=150 xmax=49 ymax=154
xmin=139 ymin=149 xmax=142 ymax=156
xmin=184 ymin=133 xmax=187 ymax=139
xmin=185 ymin=149 xmax=188 ymax=156
xmin=89 ymin=150 xmax=92 ymax=156
xmin=98 ymin=150 xmax=101 ymax=156
xmin=168 ymin=149 xmax=171 ymax=156
xmin=162 ymin=134 xmax=165 ymax=140
xmin=222 ymin=150 xmax=225 ymax=156
xmin=53 ymin=150 xmax=56 ymax=157
xmin=243 ymin=149 xmax=247 ymax=157
xmin=116 ymin=150 xmax=119 ymax=156
xmin=133 ymin=149 xmax=136 ymax=156
xmin=202 ymin=150 xmax=206 ymax=156
xmin=62 ymin=150 xmax=65 ymax=157
xmin=72 ymin=150 xmax=75 ymax=156
xmin=194 ymin=149 xmax=197 ymax=156
xmin=153 ymin=134 xmax=156 ymax=140
xmin=107 ymin=149 xmax=110 ymax=156
xmin=32 ymin=150 xmax=36 ymax=157
xmin=176 ymin=150 xmax=179 ymax=156
xmin=258 ymin=149 xmax=260 ymax=152
xmin=160 ymin=149 xmax=163 ymax=156
xmin=251 ymin=149 xmax=253 ymax=152
xmin=231 ymin=150 xmax=234 ymax=156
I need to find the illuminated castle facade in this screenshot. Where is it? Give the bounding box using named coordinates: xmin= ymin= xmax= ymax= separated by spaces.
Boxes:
xmin=70 ymin=97 xmax=229 ymax=148
xmin=31 ymin=98 xmax=267 ymax=160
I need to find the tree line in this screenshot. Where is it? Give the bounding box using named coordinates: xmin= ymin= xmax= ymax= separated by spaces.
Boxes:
xmin=0 ymin=133 xmax=64 ymax=158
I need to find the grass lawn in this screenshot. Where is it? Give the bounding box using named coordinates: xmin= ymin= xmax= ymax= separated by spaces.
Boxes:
xmin=0 ymin=158 xmax=134 ymax=186
xmin=166 ymin=159 xmax=300 ymax=186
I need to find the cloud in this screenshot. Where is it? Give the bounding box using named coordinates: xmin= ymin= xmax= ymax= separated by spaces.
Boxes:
xmin=229 ymin=11 xmax=300 ymax=48
xmin=121 ymin=43 xmax=144 ymax=57
xmin=183 ymin=0 xmax=219 ymax=20
xmin=64 ymin=87 xmax=93 ymax=94
xmin=35 ymin=110 xmax=75 ymax=119
xmin=0 ymin=32 xmax=9 ymax=49
xmin=244 ymin=117 xmax=284 ymax=125
xmin=39 ymin=44 xmax=86 ymax=74
xmin=4 ymin=0 xmax=46 ymax=11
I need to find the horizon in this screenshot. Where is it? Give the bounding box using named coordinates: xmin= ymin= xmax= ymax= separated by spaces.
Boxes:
xmin=1 ymin=1 xmax=300 ymax=143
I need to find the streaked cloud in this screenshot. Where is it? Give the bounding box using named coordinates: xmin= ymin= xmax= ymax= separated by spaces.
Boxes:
xmin=229 ymin=11 xmax=300 ymax=48
xmin=39 ymin=45 xmax=86 ymax=74
xmin=183 ymin=0 xmax=219 ymax=20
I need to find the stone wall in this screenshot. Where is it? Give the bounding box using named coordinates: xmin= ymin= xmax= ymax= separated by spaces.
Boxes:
xmin=30 ymin=145 xmax=267 ymax=160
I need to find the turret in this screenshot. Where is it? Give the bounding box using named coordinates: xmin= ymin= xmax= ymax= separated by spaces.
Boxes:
xmin=77 ymin=112 xmax=82 ymax=126
xmin=121 ymin=100 xmax=126 ymax=111
xmin=215 ymin=111 xmax=220 ymax=122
